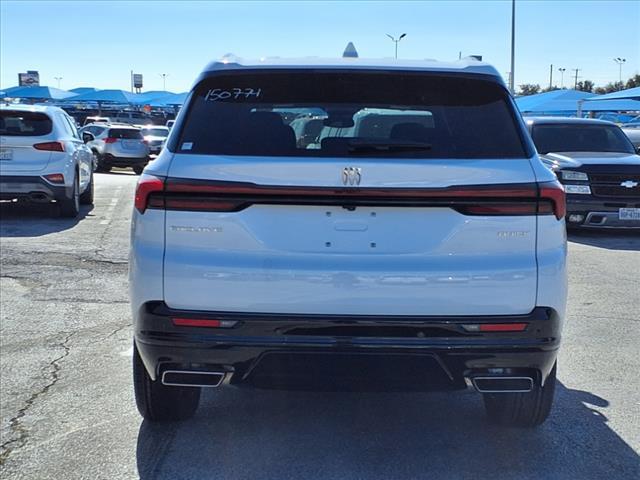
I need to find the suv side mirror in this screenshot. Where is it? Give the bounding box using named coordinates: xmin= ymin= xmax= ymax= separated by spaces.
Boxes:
xmin=82 ymin=132 xmax=95 ymax=143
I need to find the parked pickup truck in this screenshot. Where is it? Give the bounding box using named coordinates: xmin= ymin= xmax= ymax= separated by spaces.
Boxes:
xmin=526 ymin=116 xmax=640 ymax=229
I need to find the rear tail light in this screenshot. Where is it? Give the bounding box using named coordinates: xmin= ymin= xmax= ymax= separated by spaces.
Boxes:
xmin=538 ymin=180 xmax=566 ymax=220
xmin=33 ymin=141 xmax=64 ymax=152
xmin=44 ymin=173 xmax=65 ymax=184
xmin=136 ymin=178 xmax=566 ymax=220
xmin=104 ymin=137 xmax=118 ymax=144
xmin=134 ymin=174 xmax=165 ymax=213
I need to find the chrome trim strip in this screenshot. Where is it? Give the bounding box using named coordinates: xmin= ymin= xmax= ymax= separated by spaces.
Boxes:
xmin=470 ymin=376 xmax=534 ymax=393
xmin=161 ymin=370 xmax=226 ymax=388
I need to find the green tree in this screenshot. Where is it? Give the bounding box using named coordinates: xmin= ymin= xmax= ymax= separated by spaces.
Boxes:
xmin=576 ymin=80 xmax=595 ymax=93
xmin=518 ymin=84 xmax=541 ymax=96
xmin=597 ymin=81 xmax=624 ymax=93
xmin=625 ymin=74 xmax=640 ymax=89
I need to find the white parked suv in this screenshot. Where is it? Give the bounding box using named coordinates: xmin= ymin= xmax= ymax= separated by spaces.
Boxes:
xmin=130 ymin=57 xmax=568 ymax=426
xmin=0 ymin=104 xmax=94 ymax=217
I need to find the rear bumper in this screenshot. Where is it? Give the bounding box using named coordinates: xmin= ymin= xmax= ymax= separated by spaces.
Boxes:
xmin=0 ymin=175 xmax=69 ymax=202
xmin=135 ymin=302 xmax=562 ymax=391
xmin=102 ymin=154 xmax=148 ymax=168
xmin=565 ymin=194 xmax=640 ymax=229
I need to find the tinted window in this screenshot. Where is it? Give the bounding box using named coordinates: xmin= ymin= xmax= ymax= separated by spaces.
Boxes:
xmin=532 ymin=124 xmax=635 ymax=154
xmin=176 ymin=72 xmax=528 ymax=158
xmin=141 ymin=128 xmax=169 ymax=137
xmin=108 ymin=129 xmax=142 ymax=139
xmin=0 ymin=111 xmax=53 ymax=136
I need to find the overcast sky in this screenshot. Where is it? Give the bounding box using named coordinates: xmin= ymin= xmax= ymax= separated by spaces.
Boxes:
xmin=1 ymin=0 xmax=639 ymax=93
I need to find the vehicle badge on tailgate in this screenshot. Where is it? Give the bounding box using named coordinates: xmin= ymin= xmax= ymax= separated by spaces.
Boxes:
xmin=342 ymin=167 xmax=362 ymax=186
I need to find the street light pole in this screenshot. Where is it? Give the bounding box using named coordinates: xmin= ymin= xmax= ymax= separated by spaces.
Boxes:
xmin=613 ymin=58 xmax=626 ymax=83
xmin=54 ymin=77 xmax=62 ymax=88
xmin=558 ymin=68 xmax=566 ymax=88
xmin=509 ymin=0 xmax=516 ymax=93
xmin=386 ymin=33 xmax=407 ymax=59
xmin=159 ymin=73 xmax=169 ymax=91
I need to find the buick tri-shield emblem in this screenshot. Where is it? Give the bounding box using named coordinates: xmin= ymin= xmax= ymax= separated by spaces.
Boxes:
xmin=342 ymin=167 xmax=362 ymax=186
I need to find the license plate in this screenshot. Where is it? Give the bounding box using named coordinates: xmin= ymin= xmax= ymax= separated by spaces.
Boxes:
xmin=619 ymin=208 xmax=640 ymax=221
xmin=0 ymin=148 xmax=12 ymax=160
xmin=122 ymin=140 xmax=137 ymax=149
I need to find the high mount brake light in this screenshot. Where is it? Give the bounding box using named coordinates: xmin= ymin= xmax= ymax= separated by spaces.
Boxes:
xmin=134 ymin=174 xmax=165 ymax=213
xmin=33 ymin=141 xmax=64 ymax=152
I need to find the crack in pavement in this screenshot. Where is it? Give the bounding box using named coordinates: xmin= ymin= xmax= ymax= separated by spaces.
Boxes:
xmin=0 ymin=332 xmax=75 ymax=466
xmin=87 ymin=322 xmax=132 ymax=345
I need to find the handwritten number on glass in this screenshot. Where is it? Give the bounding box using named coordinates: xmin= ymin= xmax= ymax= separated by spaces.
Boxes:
xmin=205 ymin=88 xmax=262 ymax=102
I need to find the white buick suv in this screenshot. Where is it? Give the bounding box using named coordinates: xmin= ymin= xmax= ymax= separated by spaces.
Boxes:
xmin=130 ymin=57 xmax=567 ymax=427
xmin=0 ymin=104 xmax=94 ymax=217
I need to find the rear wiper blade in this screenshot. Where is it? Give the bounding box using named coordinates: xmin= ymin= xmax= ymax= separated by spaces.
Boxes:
xmin=347 ymin=139 xmax=432 ymax=154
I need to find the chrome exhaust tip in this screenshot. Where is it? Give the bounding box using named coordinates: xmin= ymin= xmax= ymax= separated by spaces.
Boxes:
xmin=29 ymin=192 xmax=51 ymax=203
xmin=161 ymin=370 xmax=226 ymax=388
xmin=471 ymin=376 xmax=534 ymax=393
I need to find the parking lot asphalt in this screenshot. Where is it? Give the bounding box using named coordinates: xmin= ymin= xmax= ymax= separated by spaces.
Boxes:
xmin=0 ymin=172 xmax=638 ymax=480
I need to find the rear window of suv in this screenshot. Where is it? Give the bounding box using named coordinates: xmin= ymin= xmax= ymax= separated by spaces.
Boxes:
xmin=175 ymin=71 xmax=529 ymax=158
xmin=531 ymin=123 xmax=635 ymax=154
xmin=108 ymin=128 xmax=142 ymax=139
xmin=0 ymin=111 xmax=53 ymax=136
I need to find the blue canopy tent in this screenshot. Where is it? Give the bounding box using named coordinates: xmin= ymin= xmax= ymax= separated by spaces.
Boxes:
xmin=0 ymin=86 xmax=25 ymax=97
xmin=585 ymin=87 xmax=640 ymax=102
xmin=69 ymin=87 xmax=99 ymax=95
xmin=67 ymin=89 xmax=142 ymax=114
xmin=133 ymin=90 xmax=176 ymax=104
xmin=516 ymin=89 xmax=640 ymax=116
xmin=3 ymin=85 xmax=77 ymax=101
xmin=148 ymin=92 xmax=188 ymax=107
xmin=515 ymin=90 xmax=594 ymax=115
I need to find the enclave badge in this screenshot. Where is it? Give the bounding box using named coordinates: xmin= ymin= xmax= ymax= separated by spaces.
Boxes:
xmin=342 ymin=167 xmax=362 ymax=186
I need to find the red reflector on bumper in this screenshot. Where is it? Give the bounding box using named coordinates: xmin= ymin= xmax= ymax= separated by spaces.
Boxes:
xmin=462 ymin=323 xmax=528 ymax=332
xmin=479 ymin=323 xmax=528 ymax=332
xmin=172 ymin=318 xmax=221 ymax=327
xmin=172 ymin=318 xmax=238 ymax=328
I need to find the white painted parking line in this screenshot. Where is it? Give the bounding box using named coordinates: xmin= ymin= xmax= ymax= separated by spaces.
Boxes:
xmin=100 ymin=186 xmax=123 ymax=225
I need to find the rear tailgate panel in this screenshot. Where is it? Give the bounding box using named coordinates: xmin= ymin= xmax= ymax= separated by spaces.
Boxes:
xmin=163 ymin=156 xmax=538 ymax=315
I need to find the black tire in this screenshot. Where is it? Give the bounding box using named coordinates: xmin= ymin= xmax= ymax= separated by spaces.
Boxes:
xmin=132 ymin=165 xmax=144 ymax=175
xmin=94 ymin=152 xmax=110 ymax=173
xmin=483 ymin=363 xmax=556 ymax=428
xmin=79 ymin=171 xmax=94 ymax=205
xmin=58 ymin=173 xmax=80 ymax=218
xmin=133 ymin=343 xmax=201 ymax=422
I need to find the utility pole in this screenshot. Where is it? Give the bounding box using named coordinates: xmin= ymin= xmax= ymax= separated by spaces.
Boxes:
xmin=509 ymin=0 xmax=516 ymax=93
xmin=572 ymin=68 xmax=581 ymax=89
xmin=54 ymin=77 xmax=62 ymax=88
xmin=549 ymin=64 xmax=553 ymax=89
xmin=558 ymin=67 xmax=566 ymax=88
